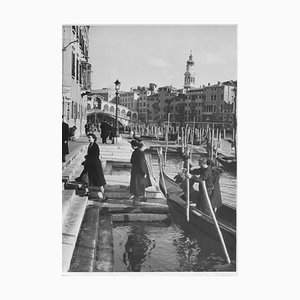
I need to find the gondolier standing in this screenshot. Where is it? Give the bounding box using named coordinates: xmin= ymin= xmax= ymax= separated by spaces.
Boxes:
xmin=187 ymin=157 xmax=214 ymax=213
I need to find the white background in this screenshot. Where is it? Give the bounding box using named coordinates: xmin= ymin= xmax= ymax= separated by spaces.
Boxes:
xmin=1 ymin=0 xmax=299 ymax=299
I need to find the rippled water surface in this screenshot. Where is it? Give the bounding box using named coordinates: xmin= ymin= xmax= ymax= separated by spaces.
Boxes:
xmin=113 ymin=221 xmax=234 ymax=272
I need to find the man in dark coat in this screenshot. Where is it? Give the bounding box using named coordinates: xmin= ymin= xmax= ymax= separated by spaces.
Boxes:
xmin=100 ymin=119 xmax=110 ymax=144
xmin=62 ymin=116 xmax=69 ymax=162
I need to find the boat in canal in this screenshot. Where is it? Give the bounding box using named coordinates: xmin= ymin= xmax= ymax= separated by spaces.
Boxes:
xmin=158 ymin=165 xmax=236 ymax=252
xmin=216 ymin=153 xmax=237 ymax=172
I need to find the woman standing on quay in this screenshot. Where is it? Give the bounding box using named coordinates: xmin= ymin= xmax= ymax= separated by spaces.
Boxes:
xmin=130 ymin=140 xmax=151 ymax=205
xmin=76 ymin=133 xmax=107 ymax=200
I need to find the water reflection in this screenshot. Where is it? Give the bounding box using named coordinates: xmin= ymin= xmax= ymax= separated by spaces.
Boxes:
xmin=122 ymin=225 xmax=156 ymax=272
xmin=113 ymin=221 xmax=234 ymax=272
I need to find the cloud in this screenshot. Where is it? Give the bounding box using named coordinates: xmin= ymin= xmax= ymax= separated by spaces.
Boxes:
xmin=148 ymin=57 xmax=170 ymax=68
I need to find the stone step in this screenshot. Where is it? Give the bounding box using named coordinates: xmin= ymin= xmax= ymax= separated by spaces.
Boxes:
xmin=62 ymin=189 xmax=76 ymax=222
xmin=94 ymin=215 xmax=114 ymax=272
xmin=69 ymin=203 xmax=101 ymax=272
xmin=62 ymin=151 xmax=86 ymax=181
xmin=62 ymin=145 xmax=87 ymax=171
xmin=104 ymin=205 xmax=169 ymax=214
xmin=112 ymin=213 xmax=169 ymax=222
xmin=105 ymin=184 xmax=130 ymax=191
xmin=105 ymin=191 xmax=131 ymax=199
xmin=62 ymin=195 xmax=88 ymax=272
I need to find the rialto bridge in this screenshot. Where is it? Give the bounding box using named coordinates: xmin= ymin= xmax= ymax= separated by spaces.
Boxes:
xmin=87 ymin=100 xmax=140 ymax=127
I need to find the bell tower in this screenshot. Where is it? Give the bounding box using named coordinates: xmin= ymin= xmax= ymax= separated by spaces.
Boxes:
xmin=183 ymin=51 xmax=196 ymax=90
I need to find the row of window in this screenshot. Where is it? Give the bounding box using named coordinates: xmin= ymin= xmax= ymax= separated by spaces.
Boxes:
xmin=65 ymin=101 xmax=86 ymax=120
xmin=72 ymin=26 xmax=88 ymax=59
xmin=71 ymin=52 xmax=82 ymax=84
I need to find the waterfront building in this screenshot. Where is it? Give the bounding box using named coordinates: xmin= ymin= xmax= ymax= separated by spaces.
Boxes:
xmin=62 ymin=25 xmax=91 ymax=136
xmin=185 ymin=81 xmax=236 ymax=128
xmin=119 ymin=89 xmax=139 ymax=112
xmin=147 ymin=93 xmax=159 ymax=122
xmin=136 ymin=86 xmax=152 ymax=123
xmin=157 ymin=85 xmax=179 ymax=121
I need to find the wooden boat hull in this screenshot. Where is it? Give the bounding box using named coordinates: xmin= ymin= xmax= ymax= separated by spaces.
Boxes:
xmin=216 ymin=154 xmax=237 ymax=172
xmin=159 ymin=171 xmax=236 ymax=253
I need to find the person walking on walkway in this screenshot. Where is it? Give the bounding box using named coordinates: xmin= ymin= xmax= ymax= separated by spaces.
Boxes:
xmin=69 ymin=125 xmax=76 ymax=141
xmin=75 ymin=133 xmax=107 ymax=200
xmin=62 ymin=116 xmax=69 ymax=162
xmin=84 ymin=123 xmax=89 ymax=136
xmin=137 ymin=142 xmax=152 ymax=200
xmin=100 ymin=119 xmax=110 ymax=144
xmin=129 ymin=140 xmax=149 ymax=205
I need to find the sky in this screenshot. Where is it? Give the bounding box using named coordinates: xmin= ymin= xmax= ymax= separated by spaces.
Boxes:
xmin=89 ymin=25 xmax=237 ymax=91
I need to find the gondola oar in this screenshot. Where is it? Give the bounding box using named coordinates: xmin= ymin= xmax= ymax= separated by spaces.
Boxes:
xmin=200 ymin=181 xmax=231 ymax=264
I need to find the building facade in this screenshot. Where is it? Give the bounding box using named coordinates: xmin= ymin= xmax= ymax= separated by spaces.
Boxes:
xmin=184 ymin=81 xmax=236 ymax=127
xmin=62 ymin=25 xmax=91 ymax=136
xmin=119 ymin=89 xmax=139 ymax=113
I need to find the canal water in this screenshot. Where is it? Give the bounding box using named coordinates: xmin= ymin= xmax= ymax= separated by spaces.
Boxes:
xmin=113 ymin=154 xmax=237 ymax=272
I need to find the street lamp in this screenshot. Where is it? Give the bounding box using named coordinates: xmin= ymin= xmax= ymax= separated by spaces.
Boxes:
xmin=114 ymin=79 xmax=121 ymax=142
xmin=62 ymin=39 xmax=79 ymax=52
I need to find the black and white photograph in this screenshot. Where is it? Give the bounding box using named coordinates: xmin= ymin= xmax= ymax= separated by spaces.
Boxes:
xmin=62 ymin=25 xmax=237 ymax=273
xmin=3 ymin=0 xmax=300 ymax=299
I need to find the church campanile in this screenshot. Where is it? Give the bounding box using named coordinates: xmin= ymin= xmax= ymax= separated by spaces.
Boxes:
xmin=183 ymin=51 xmax=196 ymax=90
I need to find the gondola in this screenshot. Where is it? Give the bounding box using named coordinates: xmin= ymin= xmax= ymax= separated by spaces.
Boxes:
xmin=216 ymin=153 xmax=237 ymax=172
xmin=144 ymin=146 xmax=181 ymax=156
xmin=159 ymin=167 xmax=236 ymax=253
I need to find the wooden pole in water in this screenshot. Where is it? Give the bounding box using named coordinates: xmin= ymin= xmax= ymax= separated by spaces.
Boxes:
xmin=181 ymin=127 xmax=184 ymax=153
xmin=186 ymin=159 xmax=190 ymax=222
xmin=185 ymin=123 xmax=188 ymax=150
xmin=199 ymin=128 xmax=202 ymax=144
xmin=164 ymin=113 xmax=170 ymax=166
xmin=200 ymin=181 xmax=231 ymax=264
xmin=158 ymin=148 xmax=168 ymax=196
xmin=215 ymin=128 xmax=220 ymax=163
xmin=190 ymin=117 xmax=196 ymax=161
xmin=211 ymin=124 xmax=214 ymax=160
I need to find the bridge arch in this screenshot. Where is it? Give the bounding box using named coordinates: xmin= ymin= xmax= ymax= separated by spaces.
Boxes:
xmin=121 ymin=109 xmax=126 ymax=117
xmin=103 ymin=104 xmax=109 ymax=112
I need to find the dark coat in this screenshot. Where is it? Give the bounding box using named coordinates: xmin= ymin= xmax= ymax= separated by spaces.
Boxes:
xmin=130 ymin=148 xmax=151 ymax=196
xmin=62 ymin=121 xmax=69 ymax=155
xmin=80 ymin=142 xmax=106 ymax=187
xmin=100 ymin=121 xmax=111 ymax=138
xmin=210 ymin=167 xmax=223 ymax=209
